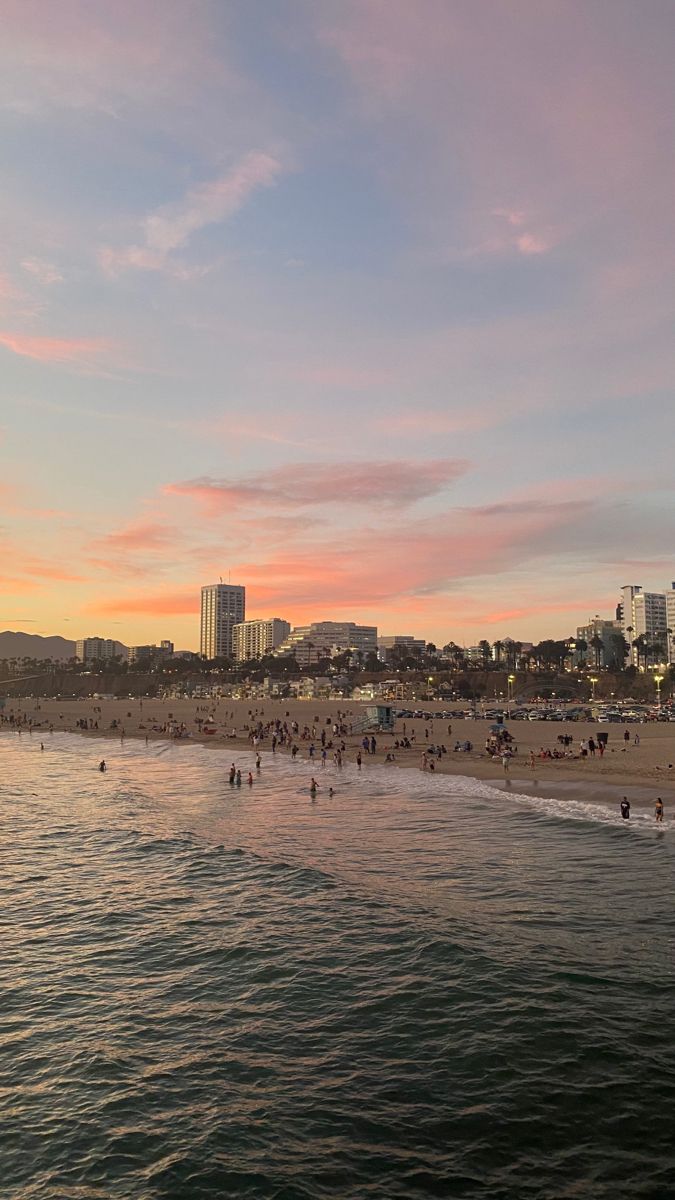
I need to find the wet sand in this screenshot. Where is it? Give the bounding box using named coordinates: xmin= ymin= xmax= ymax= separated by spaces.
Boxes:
xmin=4 ymin=694 xmax=674 ymax=814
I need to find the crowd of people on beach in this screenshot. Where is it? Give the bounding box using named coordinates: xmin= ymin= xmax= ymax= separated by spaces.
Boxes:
xmin=2 ymin=698 xmax=671 ymax=823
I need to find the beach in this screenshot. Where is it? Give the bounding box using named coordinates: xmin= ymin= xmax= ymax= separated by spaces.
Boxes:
xmin=4 ymin=694 xmax=674 ymax=815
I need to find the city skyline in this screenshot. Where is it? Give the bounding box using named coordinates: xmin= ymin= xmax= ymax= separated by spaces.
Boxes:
xmin=3 ymin=3 xmax=675 ymax=647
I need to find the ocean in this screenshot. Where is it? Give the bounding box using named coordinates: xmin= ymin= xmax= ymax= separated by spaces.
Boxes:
xmin=1 ymin=732 xmax=674 ymax=1199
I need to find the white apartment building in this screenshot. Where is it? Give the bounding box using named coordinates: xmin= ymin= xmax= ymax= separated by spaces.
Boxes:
xmin=666 ymin=584 xmax=675 ymax=663
xmin=75 ymin=637 xmax=126 ymax=664
xmin=274 ymin=621 xmax=377 ymax=665
xmin=200 ymin=584 xmax=245 ymax=659
xmin=232 ymin=618 xmax=291 ymax=662
xmin=620 ymin=584 xmax=667 ymax=666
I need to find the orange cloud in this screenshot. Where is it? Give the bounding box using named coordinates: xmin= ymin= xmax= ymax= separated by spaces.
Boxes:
xmin=93 ymin=521 xmax=179 ymax=553
xmin=88 ymin=590 xmax=198 ymax=616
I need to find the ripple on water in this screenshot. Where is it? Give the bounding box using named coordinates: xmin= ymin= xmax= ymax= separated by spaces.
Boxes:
xmin=1 ymin=732 xmax=675 ymax=1199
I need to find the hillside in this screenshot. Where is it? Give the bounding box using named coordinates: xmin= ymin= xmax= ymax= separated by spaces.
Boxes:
xmin=0 ymin=631 xmax=76 ymax=662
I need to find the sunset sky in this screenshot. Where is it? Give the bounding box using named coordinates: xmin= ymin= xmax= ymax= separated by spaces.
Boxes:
xmin=2 ymin=0 xmax=675 ymax=649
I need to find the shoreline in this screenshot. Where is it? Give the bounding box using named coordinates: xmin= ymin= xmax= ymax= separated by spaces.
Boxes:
xmin=4 ymin=694 xmax=674 ymax=817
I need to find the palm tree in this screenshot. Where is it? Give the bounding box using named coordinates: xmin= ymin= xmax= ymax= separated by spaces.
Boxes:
xmin=479 ymin=639 xmax=492 ymax=669
xmin=632 ymin=635 xmax=646 ymax=672
xmin=493 ymin=640 xmax=503 ymax=666
xmin=590 ymin=634 xmax=604 ymax=670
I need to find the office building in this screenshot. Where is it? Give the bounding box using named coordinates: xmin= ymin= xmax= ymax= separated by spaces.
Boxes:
xmin=232 ymin=618 xmax=291 ymax=662
xmin=200 ymin=583 xmax=245 ymax=659
xmin=377 ymin=635 xmax=425 ymax=662
xmin=575 ymin=618 xmax=623 ymax=668
xmin=127 ymin=640 xmax=174 ymax=665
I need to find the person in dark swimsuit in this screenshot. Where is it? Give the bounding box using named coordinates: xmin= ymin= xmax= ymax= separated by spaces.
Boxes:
xmin=620 ymin=797 xmax=630 ymax=820
xmin=655 ymin=797 xmax=664 ymax=822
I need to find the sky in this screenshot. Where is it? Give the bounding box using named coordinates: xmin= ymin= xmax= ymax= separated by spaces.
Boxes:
xmin=2 ymin=0 xmax=675 ymax=650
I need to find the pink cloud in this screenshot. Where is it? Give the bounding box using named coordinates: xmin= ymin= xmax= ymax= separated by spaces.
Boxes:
xmin=165 ymin=459 xmax=468 ymax=514
xmin=0 ymin=331 xmax=110 ymax=368
xmin=93 ymin=521 xmax=180 ymax=553
xmin=101 ymin=152 xmax=284 ymax=275
xmin=516 ymin=232 xmax=553 ymax=256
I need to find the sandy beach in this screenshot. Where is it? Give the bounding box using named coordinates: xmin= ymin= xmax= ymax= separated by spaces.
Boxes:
xmin=3 ymin=694 xmax=674 ymax=815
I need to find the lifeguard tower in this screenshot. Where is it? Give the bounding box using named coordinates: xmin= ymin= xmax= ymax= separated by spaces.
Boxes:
xmin=352 ymin=704 xmax=396 ymax=733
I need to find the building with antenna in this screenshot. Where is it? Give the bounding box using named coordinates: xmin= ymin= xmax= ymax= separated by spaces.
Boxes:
xmin=200 ymin=583 xmax=245 ymax=659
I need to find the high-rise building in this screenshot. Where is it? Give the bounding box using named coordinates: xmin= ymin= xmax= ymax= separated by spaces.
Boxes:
xmin=232 ymin=618 xmax=291 ymax=662
xmin=200 ymin=584 xmax=245 ymax=659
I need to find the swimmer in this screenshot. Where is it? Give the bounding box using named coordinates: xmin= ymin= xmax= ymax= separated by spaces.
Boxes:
xmin=655 ymin=796 xmax=664 ymax=822
xmin=229 ymin=764 xmax=236 ymax=784
xmin=247 ymin=772 xmax=253 ymax=786
xmin=620 ymin=797 xmax=630 ymax=820
xmin=309 ymin=777 xmax=318 ymax=797
xmin=40 ymin=743 xmax=44 ymax=752
xmin=236 ymin=769 xmax=242 ymax=786
xmin=256 ymin=754 xmax=261 ymax=771
xmin=329 ymin=787 xmax=334 ymax=797
xmin=99 ymin=760 xmax=107 ymax=772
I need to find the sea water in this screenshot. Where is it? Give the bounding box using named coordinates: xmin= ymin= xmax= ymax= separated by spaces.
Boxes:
xmin=1 ymin=732 xmax=674 ymax=1199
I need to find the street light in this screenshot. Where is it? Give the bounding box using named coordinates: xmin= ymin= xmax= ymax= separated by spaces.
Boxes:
xmin=654 ymin=674 xmax=664 ymax=707
xmin=507 ymin=674 xmax=516 ymax=710
xmin=589 ymin=676 xmax=598 ymax=701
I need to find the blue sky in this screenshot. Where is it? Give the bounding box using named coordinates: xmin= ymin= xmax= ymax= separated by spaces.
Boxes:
xmin=2 ymin=0 xmax=675 ymax=646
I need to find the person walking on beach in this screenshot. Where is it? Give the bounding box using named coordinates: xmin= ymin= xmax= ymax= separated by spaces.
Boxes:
xmin=620 ymin=797 xmax=630 ymax=820
xmin=624 ymin=729 xmax=630 ymax=747
xmin=655 ymin=797 xmax=664 ymax=822
xmin=502 ymin=750 xmax=511 ymax=773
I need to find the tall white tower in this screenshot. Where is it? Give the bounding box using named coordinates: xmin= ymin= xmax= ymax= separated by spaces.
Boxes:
xmin=200 ymin=583 xmax=245 ymax=659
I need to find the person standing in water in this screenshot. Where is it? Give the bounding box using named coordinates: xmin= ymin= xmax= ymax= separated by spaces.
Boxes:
xmin=99 ymin=760 xmax=107 ymax=772
xmin=620 ymin=797 xmax=630 ymax=820
xmin=655 ymin=797 xmax=664 ymax=822
xmin=310 ymin=777 xmax=318 ymax=798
